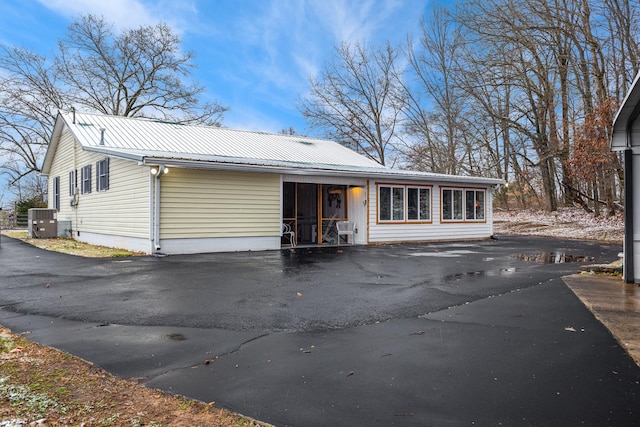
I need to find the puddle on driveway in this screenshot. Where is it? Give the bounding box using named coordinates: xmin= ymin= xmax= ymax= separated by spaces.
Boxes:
xmin=514 ymin=252 xmax=595 ymax=264
xmin=444 ymin=268 xmax=516 ymax=282
xmin=165 ymin=333 xmax=187 ymax=341
xmin=410 ymin=250 xmax=478 ymax=257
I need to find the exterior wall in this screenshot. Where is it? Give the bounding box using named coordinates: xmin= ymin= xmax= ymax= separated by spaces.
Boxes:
xmin=367 ymin=180 xmax=494 ymax=243
xmin=158 ymin=168 xmax=281 ymax=252
xmin=47 ymin=129 xmax=151 ymax=251
xmin=632 ymin=152 xmax=640 ymax=283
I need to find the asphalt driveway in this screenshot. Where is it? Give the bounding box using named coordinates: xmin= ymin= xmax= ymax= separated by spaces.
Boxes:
xmin=1 ymin=235 xmax=639 ymax=426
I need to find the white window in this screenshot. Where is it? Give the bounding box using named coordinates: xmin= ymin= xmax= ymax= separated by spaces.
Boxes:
xmin=81 ymin=164 xmax=92 ymax=194
xmin=378 ymin=185 xmax=405 ymax=222
xmin=96 ymin=158 xmax=109 ymax=191
xmin=69 ymin=170 xmax=77 ymax=196
xmin=442 ymin=188 xmax=485 ymax=222
xmin=407 ymin=187 xmax=431 ymax=221
xmin=442 ymin=189 xmax=463 ymax=221
xmin=465 ymin=190 xmax=485 ymax=220
xmin=53 ymin=176 xmax=60 ymax=211
xmin=378 ymin=184 xmax=432 ymax=223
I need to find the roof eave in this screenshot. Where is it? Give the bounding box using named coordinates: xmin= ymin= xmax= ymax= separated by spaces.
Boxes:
xmin=141 ymin=157 xmax=503 ymax=186
xmin=612 ymin=71 xmax=640 ymax=151
xmin=40 ymin=112 xmax=66 ymax=175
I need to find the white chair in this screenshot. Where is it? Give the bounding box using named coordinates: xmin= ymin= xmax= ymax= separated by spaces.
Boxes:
xmin=281 ymin=223 xmax=296 ymax=247
xmin=322 ymin=214 xmax=338 ymax=244
xmin=336 ymin=221 xmax=356 ymax=245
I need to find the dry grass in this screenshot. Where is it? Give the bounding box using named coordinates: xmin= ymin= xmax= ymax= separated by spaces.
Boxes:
xmin=1 ymin=231 xmax=143 ymax=258
xmin=0 ymin=326 xmax=269 ymax=426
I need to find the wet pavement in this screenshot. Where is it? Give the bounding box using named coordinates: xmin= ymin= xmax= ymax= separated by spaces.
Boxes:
xmin=1 ymin=235 xmax=639 ymax=426
xmin=564 ymin=274 xmax=640 ymax=365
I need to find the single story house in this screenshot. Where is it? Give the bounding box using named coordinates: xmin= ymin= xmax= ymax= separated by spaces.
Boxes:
xmin=612 ymin=71 xmax=640 ymax=283
xmin=41 ymin=110 xmax=503 ymax=255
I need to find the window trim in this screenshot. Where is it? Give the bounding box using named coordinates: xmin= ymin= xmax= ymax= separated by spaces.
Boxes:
xmin=96 ymin=158 xmax=109 ymax=192
xmin=376 ymin=183 xmax=433 ymax=224
xmin=69 ymin=170 xmax=77 ymax=196
xmin=440 ymin=186 xmax=487 ymax=223
xmin=81 ymin=164 xmax=92 ymax=194
xmin=53 ymin=176 xmax=60 ymax=211
xmin=406 ymin=186 xmax=432 ymax=222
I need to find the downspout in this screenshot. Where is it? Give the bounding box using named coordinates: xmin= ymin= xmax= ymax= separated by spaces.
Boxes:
xmin=149 ymin=172 xmax=154 ymax=253
xmin=152 ymin=165 xmax=168 ymax=253
xmin=624 ymin=141 xmax=636 ymax=283
xmin=623 ymin=102 xmax=640 ymax=283
xmin=624 ymin=148 xmax=634 ymax=283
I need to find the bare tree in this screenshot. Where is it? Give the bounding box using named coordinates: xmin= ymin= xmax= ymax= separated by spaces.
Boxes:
xmin=0 ymin=14 xmax=228 ymax=195
xmin=402 ymin=6 xmax=470 ymax=175
xmin=56 ymin=15 xmax=227 ymax=125
xmin=0 ymin=46 xmax=63 ymax=183
xmin=298 ymin=41 xmax=405 ymax=166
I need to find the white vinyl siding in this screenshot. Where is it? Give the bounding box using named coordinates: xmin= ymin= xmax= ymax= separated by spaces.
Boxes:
xmin=159 ymin=168 xmax=281 ymax=239
xmin=47 ymin=129 xmax=150 ymax=239
xmin=47 ymin=131 xmax=75 ymax=219
xmin=368 ymin=181 xmax=493 ymax=243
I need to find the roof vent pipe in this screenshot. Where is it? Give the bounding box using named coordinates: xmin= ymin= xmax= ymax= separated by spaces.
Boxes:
xmin=99 ymin=128 xmax=105 ymax=145
xmin=72 ymin=107 xmax=76 ymax=124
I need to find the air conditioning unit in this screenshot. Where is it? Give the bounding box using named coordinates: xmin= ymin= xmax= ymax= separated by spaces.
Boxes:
xmin=28 ymin=208 xmax=58 ymax=238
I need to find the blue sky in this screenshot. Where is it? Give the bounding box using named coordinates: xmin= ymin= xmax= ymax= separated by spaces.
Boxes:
xmin=0 ymin=0 xmax=435 ymax=205
xmin=0 ymin=0 xmax=432 ymax=134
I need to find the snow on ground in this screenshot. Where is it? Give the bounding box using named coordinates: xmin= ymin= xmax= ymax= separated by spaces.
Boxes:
xmin=493 ymin=207 xmax=624 ymax=243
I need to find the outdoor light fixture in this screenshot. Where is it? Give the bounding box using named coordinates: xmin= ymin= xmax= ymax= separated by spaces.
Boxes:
xmin=150 ymin=167 xmax=169 ymax=176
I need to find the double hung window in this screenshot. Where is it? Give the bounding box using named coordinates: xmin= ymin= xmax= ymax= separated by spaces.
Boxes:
xmin=69 ymin=170 xmax=77 ymax=196
xmin=81 ymin=165 xmax=92 ymax=194
xmin=53 ymin=176 xmax=60 ymax=211
xmin=96 ymin=158 xmax=109 ymax=191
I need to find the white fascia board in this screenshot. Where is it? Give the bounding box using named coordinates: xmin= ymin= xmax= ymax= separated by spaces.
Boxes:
xmin=612 ymin=71 xmax=640 ymax=150
xmin=82 ymin=145 xmax=146 ymax=162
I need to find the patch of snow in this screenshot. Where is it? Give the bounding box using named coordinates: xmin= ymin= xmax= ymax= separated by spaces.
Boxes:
xmin=493 ymin=207 xmax=624 ymax=242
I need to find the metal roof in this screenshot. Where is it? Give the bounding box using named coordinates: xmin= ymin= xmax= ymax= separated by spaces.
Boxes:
xmin=42 ymin=111 xmax=503 ymax=186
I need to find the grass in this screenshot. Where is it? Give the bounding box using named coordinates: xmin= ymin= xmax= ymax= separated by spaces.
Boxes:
xmin=0 ymin=326 xmax=271 ymax=426
xmin=1 ymin=230 xmax=143 ymax=257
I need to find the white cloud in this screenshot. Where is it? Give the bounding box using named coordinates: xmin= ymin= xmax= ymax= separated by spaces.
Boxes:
xmin=311 ymin=0 xmax=413 ymax=44
xmin=35 ymin=0 xmax=197 ymax=32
